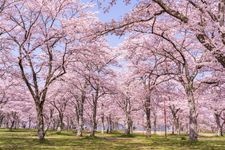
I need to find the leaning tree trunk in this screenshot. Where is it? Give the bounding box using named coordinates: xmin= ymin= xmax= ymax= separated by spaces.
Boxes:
xmin=36 ymin=103 xmax=45 ymax=141
xmin=186 ymin=84 xmax=198 ymax=141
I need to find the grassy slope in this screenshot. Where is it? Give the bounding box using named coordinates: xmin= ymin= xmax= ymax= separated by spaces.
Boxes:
xmin=0 ymin=129 xmax=224 ymax=150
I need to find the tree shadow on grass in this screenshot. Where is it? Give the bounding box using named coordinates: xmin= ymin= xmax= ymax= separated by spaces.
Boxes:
xmin=0 ymin=131 xmax=225 ymax=150
xmin=148 ymin=136 xmax=225 ymax=150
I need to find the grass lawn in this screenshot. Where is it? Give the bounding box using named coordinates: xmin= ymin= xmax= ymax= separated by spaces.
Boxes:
xmin=0 ymin=129 xmax=224 ymax=150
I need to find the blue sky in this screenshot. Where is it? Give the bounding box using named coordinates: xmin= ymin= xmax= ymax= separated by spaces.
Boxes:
xmin=82 ymin=0 xmax=136 ymax=47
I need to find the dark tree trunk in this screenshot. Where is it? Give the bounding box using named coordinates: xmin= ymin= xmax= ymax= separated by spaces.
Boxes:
xmin=9 ymin=121 xmax=15 ymax=131
xmin=153 ymin=112 xmax=157 ymax=134
xmin=145 ymin=96 xmax=151 ymax=137
xmin=90 ymin=99 xmax=97 ymax=137
xmin=101 ymin=114 xmax=105 ymax=134
xmin=164 ymin=100 xmax=167 ymax=138
xmin=28 ymin=116 xmax=32 ymax=129
xmin=90 ymin=86 xmax=99 ymax=137
xmin=90 ymin=108 xmax=97 ymax=136
xmin=215 ymin=112 xmax=224 ymax=136
xmin=36 ymin=104 xmax=45 ymax=141
xmin=218 ymin=126 xmax=223 ymax=136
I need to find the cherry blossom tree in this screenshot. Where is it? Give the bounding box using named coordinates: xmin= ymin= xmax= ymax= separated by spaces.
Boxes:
xmin=98 ymin=0 xmax=225 ymax=68
xmin=199 ymin=79 xmax=225 ymax=136
xmin=0 ymin=0 xmax=97 ymax=141
xmin=48 ymin=83 xmax=70 ymax=133
xmin=93 ymin=1 xmax=225 ymax=141
xmin=0 ymin=0 xmax=225 ymax=145
xmin=119 ymin=26 xmax=209 ymax=140
xmin=84 ymin=49 xmax=116 ymax=137
xmin=65 ymin=74 xmax=89 ymax=136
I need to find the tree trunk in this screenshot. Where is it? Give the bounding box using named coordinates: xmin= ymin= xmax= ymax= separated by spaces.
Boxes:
xmin=57 ymin=125 xmax=62 ymax=133
xmin=101 ymin=114 xmax=105 ymax=134
xmin=169 ymin=105 xmax=180 ymax=135
xmin=125 ymin=113 xmax=132 ymax=135
xmin=9 ymin=121 xmax=14 ymax=131
xmin=153 ymin=114 xmax=157 ymax=134
xmin=175 ymin=117 xmax=180 ymax=134
xmin=75 ymin=89 xmax=86 ymax=137
xmin=215 ymin=112 xmax=223 ymax=136
xmin=66 ymin=116 xmax=70 ymax=130
xmin=28 ymin=116 xmax=32 ymax=129
xmin=36 ymin=104 xmax=45 ymax=141
xmin=186 ymin=87 xmax=198 ymax=141
xmin=90 ymin=87 xmax=99 ymax=137
xmin=145 ymin=96 xmax=151 ymax=137
xmin=106 ymin=117 xmax=110 ymax=133
xmin=106 ymin=114 xmax=113 ymax=133
xmin=172 ymin=124 xmax=175 ymax=135
xmin=218 ymin=126 xmax=223 ymax=136
xmin=164 ymin=100 xmax=167 ymax=138
xmin=57 ymin=114 xmax=63 ymax=133
xmin=90 ymin=100 xmax=97 ymax=137
xmin=77 ymin=109 xmax=84 ymax=136
xmin=178 ymin=122 xmax=181 ymax=135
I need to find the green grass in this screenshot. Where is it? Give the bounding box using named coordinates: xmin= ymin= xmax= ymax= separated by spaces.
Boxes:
xmin=0 ymin=129 xmax=224 ymax=150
